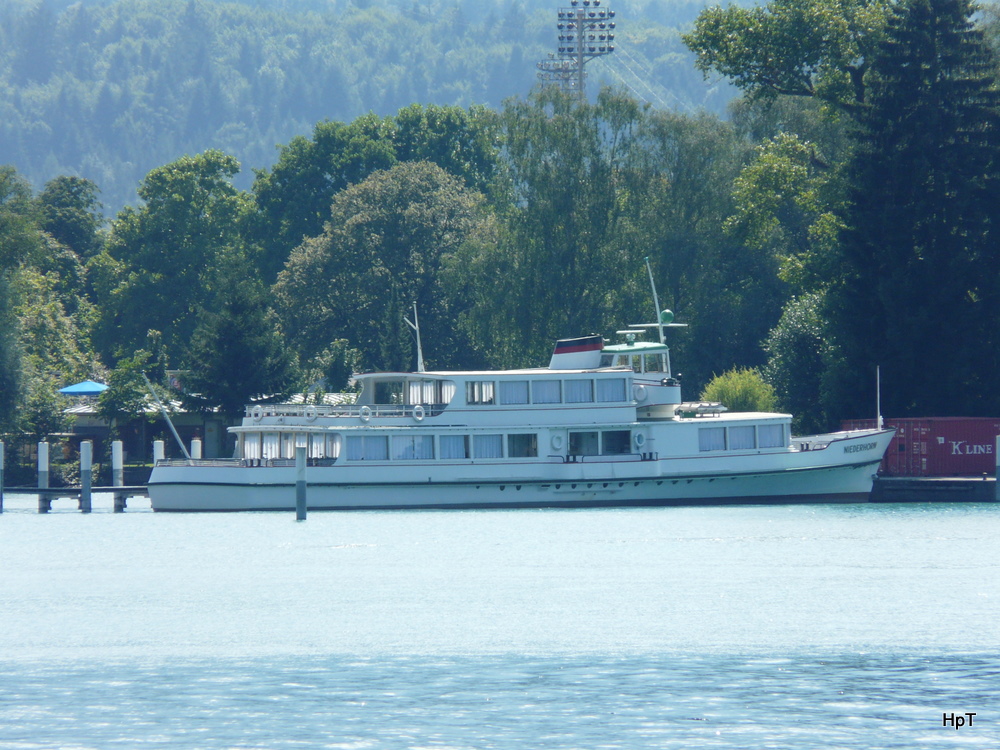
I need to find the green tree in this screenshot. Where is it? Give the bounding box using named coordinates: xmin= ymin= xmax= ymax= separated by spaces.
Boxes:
xmin=684 ymin=0 xmax=892 ymax=113
xmin=97 ymin=349 xmax=157 ymax=441
xmin=0 ymin=273 xmax=23 ymax=433
xmin=252 ymin=105 xmax=500 ymax=282
xmin=830 ymin=0 xmax=1000 ymax=418
xmin=700 ymin=367 xmax=778 ymax=412
xmin=762 ymin=292 xmax=831 ymax=433
xmin=36 ymin=176 xmax=104 ymax=260
xmin=0 ymin=166 xmax=43 ymax=272
xmin=725 ymin=133 xmax=843 ymax=293
xmin=92 ymin=150 xmax=254 ymax=365
xmin=183 ymin=275 xmax=299 ymax=423
xmin=274 ymin=160 xmax=493 ymax=371
xmin=452 ymin=88 xmax=647 ymax=368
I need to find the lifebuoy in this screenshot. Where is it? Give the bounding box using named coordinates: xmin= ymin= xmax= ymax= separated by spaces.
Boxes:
xmin=359 ymin=405 xmax=372 ymax=423
xmin=634 ymin=432 xmax=646 ymax=448
xmin=413 ymin=404 xmax=425 ymax=422
xmin=304 ymin=406 xmax=318 ymax=422
xmin=251 ymin=405 xmax=263 ymax=421
xmin=551 ymin=434 xmax=564 ymax=450
xmin=633 ymin=384 xmax=647 ymax=402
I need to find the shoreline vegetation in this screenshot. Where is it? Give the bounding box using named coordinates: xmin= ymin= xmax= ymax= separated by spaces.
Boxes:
xmin=4 ymin=0 xmax=1000 ymax=483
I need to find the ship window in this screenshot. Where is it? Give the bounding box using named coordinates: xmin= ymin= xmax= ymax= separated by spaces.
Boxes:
xmin=644 ymin=354 xmax=665 ymax=373
xmin=466 ymin=381 xmax=495 ymax=405
xmin=602 ymin=430 xmax=631 ymax=455
xmin=327 ymin=434 xmax=342 ymax=458
xmin=262 ymin=433 xmax=280 ymax=459
xmin=309 ymin=433 xmax=326 ymax=458
xmin=281 ymin=433 xmax=296 ymax=459
xmin=532 ymin=380 xmax=561 ymax=404
xmin=408 ymin=379 xmax=455 ymax=405
xmin=508 ymin=433 xmax=538 ymax=458
xmin=729 ymin=426 xmax=756 ymax=450
xmin=473 ymin=434 xmax=503 ymax=458
xmin=346 ymin=435 xmax=389 ymax=460
xmin=243 ymin=433 xmax=262 ymax=460
xmin=698 ymin=427 xmax=726 ymax=452
xmin=374 ymin=380 xmax=404 ymax=405
xmin=564 ymin=379 xmax=594 ymax=403
xmin=440 ymin=434 xmax=469 ymax=459
xmin=392 ymin=435 xmax=434 ymax=460
xmin=569 ymin=431 xmax=599 ymax=456
xmin=499 ymin=380 xmax=530 ymax=405
xmin=596 ymin=378 xmax=626 ymax=402
xmin=758 ymin=424 xmax=785 ymax=449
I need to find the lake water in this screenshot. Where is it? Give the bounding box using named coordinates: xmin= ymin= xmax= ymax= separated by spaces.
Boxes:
xmin=1 ymin=494 xmax=997 ymax=748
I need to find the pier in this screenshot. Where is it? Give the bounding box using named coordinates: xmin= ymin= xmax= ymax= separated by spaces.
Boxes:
xmin=3 ymin=485 xmax=150 ymax=512
xmin=0 ymin=439 xmax=151 ymax=513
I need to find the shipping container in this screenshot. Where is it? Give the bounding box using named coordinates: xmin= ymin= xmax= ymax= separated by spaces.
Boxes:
xmin=841 ymin=418 xmax=1000 ymax=477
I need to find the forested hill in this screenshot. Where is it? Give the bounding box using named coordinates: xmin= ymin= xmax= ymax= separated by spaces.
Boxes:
xmin=0 ymin=0 xmax=731 ymax=214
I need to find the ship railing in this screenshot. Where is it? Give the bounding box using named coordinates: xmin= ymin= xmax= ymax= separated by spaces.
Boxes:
xmin=245 ymin=403 xmax=447 ymax=419
xmin=155 ymin=458 xmax=341 ymax=468
xmin=791 ymin=436 xmax=837 ymax=451
xmin=792 ymin=428 xmax=877 ymax=452
xmin=561 ymin=453 xmax=652 ymax=463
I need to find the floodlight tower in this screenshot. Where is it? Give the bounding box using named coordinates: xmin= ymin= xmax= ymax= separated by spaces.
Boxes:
xmin=536 ymin=0 xmax=615 ymax=103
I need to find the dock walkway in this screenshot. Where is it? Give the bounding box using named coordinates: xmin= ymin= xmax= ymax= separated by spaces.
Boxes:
xmin=1 ymin=485 xmax=149 ymax=512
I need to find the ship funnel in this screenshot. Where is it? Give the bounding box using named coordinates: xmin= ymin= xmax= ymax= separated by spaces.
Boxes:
xmin=549 ymin=335 xmax=604 ymax=370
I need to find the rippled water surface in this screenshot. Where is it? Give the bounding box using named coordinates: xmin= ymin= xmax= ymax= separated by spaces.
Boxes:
xmin=1 ymin=496 xmax=997 ymax=748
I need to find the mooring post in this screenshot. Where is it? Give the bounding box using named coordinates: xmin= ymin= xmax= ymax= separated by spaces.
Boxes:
xmin=112 ymin=440 xmax=126 ymax=512
xmin=112 ymin=440 xmax=124 ymax=487
xmin=153 ymin=440 xmax=165 ymax=463
xmin=191 ymin=438 xmax=202 ymax=460
xmin=80 ymin=440 xmax=93 ymax=513
xmin=0 ymin=440 xmax=5 ymax=514
xmin=295 ymin=446 xmax=307 ymax=521
xmin=37 ymin=441 xmax=50 ymax=513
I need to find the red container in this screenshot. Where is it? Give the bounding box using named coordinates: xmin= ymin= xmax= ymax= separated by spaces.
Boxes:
xmin=841 ymin=417 xmax=1000 ymax=477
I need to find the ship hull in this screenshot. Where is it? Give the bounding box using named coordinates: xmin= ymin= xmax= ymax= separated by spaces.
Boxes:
xmin=149 ymin=430 xmax=891 ymax=511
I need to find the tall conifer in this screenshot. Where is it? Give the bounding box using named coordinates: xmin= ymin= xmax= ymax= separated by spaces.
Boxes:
xmin=832 ymin=0 xmax=1000 ymax=417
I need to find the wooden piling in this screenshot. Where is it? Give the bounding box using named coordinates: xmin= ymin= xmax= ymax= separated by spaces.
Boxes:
xmin=38 ymin=442 xmax=50 ymax=513
xmin=112 ymin=440 xmax=124 ymax=488
xmin=295 ymin=446 xmax=307 ymax=521
xmin=80 ymin=440 xmax=92 ymax=513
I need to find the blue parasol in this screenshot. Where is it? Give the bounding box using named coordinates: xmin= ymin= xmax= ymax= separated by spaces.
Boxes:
xmin=58 ymin=380 xmax=109 ymax=396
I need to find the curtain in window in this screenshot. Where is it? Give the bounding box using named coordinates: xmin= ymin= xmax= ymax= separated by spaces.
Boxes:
xmin=262 ymin=433 xmax=280 ymax=459
xmin=698 ymin=427 xmax=726 ymax=452
xmin=309 ymin=434 xmax=326 ymax=458
xmin=440 ymin=435 xmax=468 ymax=459
xmin=758 ymin=424 xmax=785 ymax=448
xmin=347 ymin=435 xmax=388 ymax=460
xmin=326 ymin=434 xmax=341 ymax=458
xmin=440 ymin=381 xmax=456 ymax=403
xmin=243 ymin=434 xmax=261 ymax=459
xmin=392 ymin=435 xmax=433 ymax=460
xmin=532 ymin=380 xmax=561 ymax=403
xmin=473 ymin=434 xmax=503 ymax=458
xmin=564 ymin=379 xmax=594 ymax=403
xmin=499 ymin=380 xmax=529 ymax=404
xmin=596 ymin=378 xmax=626 ymax=402
xmin=729 ymin=426 xmax=756 ymax=450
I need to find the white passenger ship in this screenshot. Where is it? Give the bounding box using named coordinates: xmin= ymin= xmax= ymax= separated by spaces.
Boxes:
xmin=148 ymin=324 xmax=894 ymax=511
